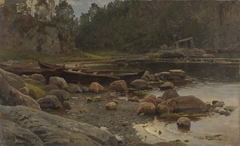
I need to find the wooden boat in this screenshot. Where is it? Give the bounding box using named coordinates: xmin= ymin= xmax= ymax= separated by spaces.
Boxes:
xmin=38 ymin=59 xmax=64 ymax=69
xmin=60 ymin=69 xmax=120 ymax=84
xmin=0 ymin=64 xmax=63 ymax=81
xmin=38 ymin=60 xmax=146 ymax=84
xmin=60 ymin=69 xmax=145 ymax=84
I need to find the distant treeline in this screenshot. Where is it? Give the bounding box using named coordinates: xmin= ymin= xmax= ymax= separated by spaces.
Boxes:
xmin=75 ymin=0 xmax=202 ymax=52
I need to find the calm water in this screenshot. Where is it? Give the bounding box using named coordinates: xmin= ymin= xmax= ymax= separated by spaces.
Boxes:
xmin=79 ymin=60 xmax=240 ymax=146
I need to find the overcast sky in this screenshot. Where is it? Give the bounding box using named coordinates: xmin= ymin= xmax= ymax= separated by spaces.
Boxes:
xmin=64 ymin=0 xmax=113 ymax=18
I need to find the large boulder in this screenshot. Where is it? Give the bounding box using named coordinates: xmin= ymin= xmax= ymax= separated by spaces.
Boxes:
xmin=0 ymin=68 xmax=25 ymax=90
xmin=168 ymin=95 xmax=207 ymax=113
xmin=49 ymin=76 xmax=68 ymax=89
xmin=89 ymin=82 xmax=105 ymax=93
xmin=130 ymin=79 xmax=149 ymax=90
xmin=137 ymin=102 xmax=156 ymax=115
xmin=22 ymin=74 xmax=46 ymax=86
xmin=0 ymin=75 xmax=41 ymax=110
xmin=109 ymin=80 xmax=128 ymax=92
xmin=161 ymin=89 xmax=179 ymax=101
xmin=46 ymin=89 xmax=70 ymax=104
xmin=0 ymin=118 xmax=44 ymax=145
xmin=0 ymin=105 xmax=118 ymax=146
xmin=37 ymin=95 xmax=63 ymax=109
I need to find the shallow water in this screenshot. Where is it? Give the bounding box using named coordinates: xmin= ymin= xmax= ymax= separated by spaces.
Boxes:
xmin=134 ymin=82 xmax=240 ymax=146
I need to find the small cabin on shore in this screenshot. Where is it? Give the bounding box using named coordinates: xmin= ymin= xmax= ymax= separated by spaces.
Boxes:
xmin=175 ymin=37 xmax=195 ymax=49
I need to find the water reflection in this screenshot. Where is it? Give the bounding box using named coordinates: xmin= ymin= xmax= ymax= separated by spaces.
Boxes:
xmin=133 ymin=82 xmax=240 ymax=146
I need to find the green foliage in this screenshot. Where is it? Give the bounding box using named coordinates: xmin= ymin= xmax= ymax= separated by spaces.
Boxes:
xmin=76 ymin=1 xmax=202 ymax=52
xmin=169 ymin=140 xmax=188 ymax=146
xmin=25 ymin=83 xmax=46 ymax=100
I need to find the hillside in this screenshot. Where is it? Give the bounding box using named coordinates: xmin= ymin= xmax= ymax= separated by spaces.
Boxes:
xmin=0 ymin=1 xmax=240 ymax=57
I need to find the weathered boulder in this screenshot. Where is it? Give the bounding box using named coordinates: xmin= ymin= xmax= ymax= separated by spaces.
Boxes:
xmin=109 ymin=80 xmax=128 ymax=92
xmin=0 ymin=75 xmax=41 ymax=110
xmin=0 ymin=105 xmax=118 ymax=146
xmin=46 ymin=89 xmax=70 ymax=104
xmin=137 ymin=102 xmax=155 ymax=115
xmin=141 ymin=97 xmax=157 ymax=107
xmin=159 ymin=81 xmax=174 ymax=90
xmin=89 ymin=82 xmax=105 ymax=93
xmin=30 ymin=74 xmax=46 ymax=85
xmin=67 ymin=83 xmax=82 ymax=93
xmin=49 ymin=76 xmax=68 ymax=89
xmin=37 ymin=95 xmax=62 ymax=109
xmin=0 ymin=69 xmax=25 ymax=90
xmin=172 ymin=96 xmax=207 ymax=113
xmin=105 ymin=102 xmax=117 ymax=110
xmin=155 ymin=104 xmax=170 ymax=115
xmin=161 ymin=89 xmax=179 ymax=101
xmin=43 ymin=84 xmax=59 ymax=92
xmin=130 ymin=79 xmax=149 ymax=90
xmin=23 ymin=73 xmax=46 ymax=86
xmin=0 ymin=118 xmax=44 ymax=145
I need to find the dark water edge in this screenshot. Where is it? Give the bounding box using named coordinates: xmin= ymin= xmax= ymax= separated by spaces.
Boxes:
xmin=83 ymin=60 xmax=240 ymax=82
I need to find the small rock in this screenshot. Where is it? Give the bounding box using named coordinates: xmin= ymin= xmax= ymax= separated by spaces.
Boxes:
xmin=224 ymin=106 xmax=237 ymax=112
xmin=63 ymin=101 xmax=72 ymax=109
xmin=113 ymin=100 xmax=118 ymax=104
xmin=128 ymin=96 xmax=139 ymax=102
xmin=177 ymin=117 xmax=191 ymax=127
xmin=106 ymin=102 xmax=117 ymax=110
xmin=89 ymin=82 xmax=105 ymax=93
xmin=122 ymin=121 xmax=129 ymax=126
xmin=86 ymin=97 xmax=93 ymax=102
xmin=213 ymin=101 xmax=225 ymax=107
xmin=93 ymin=96 xmax=102 ymax=102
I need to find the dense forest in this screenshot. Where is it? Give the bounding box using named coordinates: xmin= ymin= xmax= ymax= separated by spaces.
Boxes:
xmin=0 ymin=0 xmax=239 ymax=55
xmin=76 ymin=0 xmax=202 ymax=53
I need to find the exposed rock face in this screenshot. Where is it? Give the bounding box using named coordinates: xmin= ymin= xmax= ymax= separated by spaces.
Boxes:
xmin=0 ymin=74 xmax=41 ymax=110
xmin=0 ymin=118 xmax=44 ymax=145
xmin=0 ymin=105 xmax=118 ymax=146
xmin=0 ymin=69 xmax=25 ymax=90
xmin=109 ymin=80 xmax=128 ymax=92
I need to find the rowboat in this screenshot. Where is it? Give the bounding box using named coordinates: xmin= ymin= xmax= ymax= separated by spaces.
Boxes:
xmin=60 ymin=69 xmax=120 ymax=84
xmin=0 ymin=64 xmax=63 ymax=81
xmin=60 ymin=69 xmax=146 ymax=84
xmin=38 ymin=60 xmax=145 ymax=84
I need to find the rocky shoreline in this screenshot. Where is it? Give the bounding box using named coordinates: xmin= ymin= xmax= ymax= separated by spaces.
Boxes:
xmin=0 ymin=63 xmax=238 ymax=146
